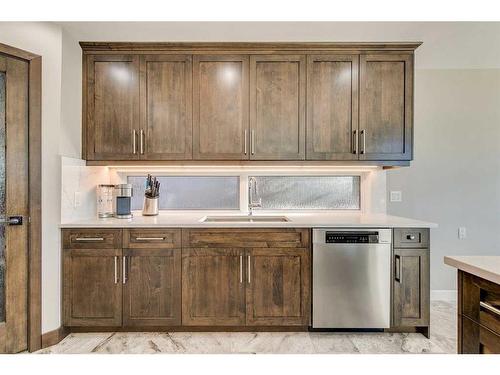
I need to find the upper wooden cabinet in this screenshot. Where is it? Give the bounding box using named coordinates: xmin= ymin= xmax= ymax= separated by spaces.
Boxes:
xmin=81 ymin=43 xmax=419 ymax=164
xmin=140 ymin=55 xmax=193 ymax=160
xmin=250 ymin=55 xmax=306 ymax=160
xmin=359 ymin=54 xmax=413 ymax=161
xmin=306 ymin=54 xmax=359 ymax=160
xmin=193 ymin=55 xmax=249 ymax=160
xmin=86 ymin=55 xmax=140 ymax=160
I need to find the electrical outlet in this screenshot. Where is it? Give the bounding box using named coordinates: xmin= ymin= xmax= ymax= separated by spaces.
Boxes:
xmin=74 ymin=191 xmax=82 ymax=208
xmin=390 ymin=190 xmax=402 ymax=202
xmin=458 ymin=227 xmax=467 ymax=239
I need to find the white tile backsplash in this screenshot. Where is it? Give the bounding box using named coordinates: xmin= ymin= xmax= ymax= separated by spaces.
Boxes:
xmin=61 ymin=157 xmax=110 ymax=223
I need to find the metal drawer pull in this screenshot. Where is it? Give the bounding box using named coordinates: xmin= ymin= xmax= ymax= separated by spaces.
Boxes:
xmin=395 ymin=254 xmax=401 ymax=282
xmin=132 ymin=129 xmax=137 ymax=154
xmin=247 ymin=255 xmax=251 ymax=284
xmin=114 ymin=256 xmax=119 ymax=284
xmin=480 ymin=301 xmax=500 ymax=316
xmin=122 ymin=256 xmax=127 ymax=284
xmin=239 ymin=255 xmax=243 ymax=283
xmin=75 ymin=237 xmax=104 ymax=241
xmin=407 ymin=234 xmax=416 ymax=240
xmin=135 ymin=237 xmax=165 ymax=241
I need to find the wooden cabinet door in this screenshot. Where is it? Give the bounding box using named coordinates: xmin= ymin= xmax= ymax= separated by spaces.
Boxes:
xmin=249 ymin=55 xmax=306 ymax=160
xmin=393 ymin=248 xmax=430 ymax=327
xmin=306 ymin=55 xmax=359 ymax=160
xmin=140 ymin=55 xmax=192 ymax=160
xmin=182 ymin=248 xmax=245 ymax=325
xmin=123 ymin=248 xmax=181 ymax=326
xmin=86 ymin=54 xmax=140 ymax=160
xmin=193 ymin=55 xmax=249 ymax=160
xmin=63 ymin=248 xmax=122 ymax=326
xmin=246 ymin=248 xmax=310 ymax=326
xmin=359 ymin=54 xmax=413 ymax=161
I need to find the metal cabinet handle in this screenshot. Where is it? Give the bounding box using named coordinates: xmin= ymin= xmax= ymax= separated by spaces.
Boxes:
xmin=75 ymin=237 xmax=104 ymax=241
xmin=353 ymin=130 xmax=358 ymax=154
xmin=247 ymin=255 xmax=251 ymax=284
xmin=251 ymin=130 xmax=255 ymax=155
xmin=0 ymin=215 xmax=23 ymax=225
xmin=360 ymin=130 xmax=366 ymax=154
xmin=244 ymin=130 xmax=248 ymax=155
xmin=132 ymin=129 xmax=137 ymax=154
xmin=114 ymin=256 xmax=119 ymax=284
xmin=239 ymin=255 xmax=243 ymax=283
xmin=135 ymin=237 xmax=165 ymax=241
xmin=480 ymin=301 xmax=500 ymax=317
xmin=407 ymin=234 xmax=416 ymax=240
xmin=140 ymin=129 xmax=145 ymax=155
xmin=122 ymin=256 xmax=127 ymax=284
xmin=395 ymin=255 xmax=401 ymax=282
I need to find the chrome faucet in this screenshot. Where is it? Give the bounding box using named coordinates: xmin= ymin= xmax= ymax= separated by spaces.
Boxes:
xmin=248 ymin=177 xmax=262 ymax=215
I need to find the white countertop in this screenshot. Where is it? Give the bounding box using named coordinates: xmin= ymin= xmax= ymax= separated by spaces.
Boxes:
xmin=60 ymin=211 xmax=437 ymax=229
xmin=444 ymin=256 xmax=500 ymax=285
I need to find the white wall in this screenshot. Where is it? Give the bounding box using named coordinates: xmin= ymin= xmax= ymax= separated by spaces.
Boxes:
xmin=0 ymin=22 xmax=63 ymax=332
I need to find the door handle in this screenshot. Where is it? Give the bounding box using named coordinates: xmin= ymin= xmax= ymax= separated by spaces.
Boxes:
xmin=132 ymin=129 xmax=137 ymax=154
xmin=247 ymin=255 xmax=251 ymax=284
xmin=0 ymin=215 xmax=23 ymax=225
xmin=480 ymin=301 xmax=500 ymax=317
xmin=360 ymin=130 xmax=366 ymax=154
xmin=114 ymin=256 xmax=119 ymax=284
xmin=395 ymin=254 xmax=401 ymax=282
xmin=244 ymin=130 xmax=248 ymax=155
xmin=239 ymin=255 xmax=243 ymax=283
xmin=140 ymin=129 xmax=145 ymax=155
xmin=353 ymin=130 xmax=358 ymax=154
xmin=122 ymin=256 xmax=127 ymax=284
xmin=251 ymin=130 xmax=255 ymax=155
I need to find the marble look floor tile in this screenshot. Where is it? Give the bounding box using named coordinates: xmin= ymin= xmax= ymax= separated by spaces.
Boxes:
xmin=37 ymin=333 xmax=115 ymax=354
xmin=309 ymin=333 xmax=359 ymax=354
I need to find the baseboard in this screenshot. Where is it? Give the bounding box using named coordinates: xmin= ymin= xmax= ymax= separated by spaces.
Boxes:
xmin=41 ymin=326 xmax=69 ymax=349
xmin=431 ymin=289 xmax=457 ymax=302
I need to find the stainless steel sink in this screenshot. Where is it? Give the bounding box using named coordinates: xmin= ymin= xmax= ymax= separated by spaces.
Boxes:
xmin=202 ymin=215 xmax=290 ymax=223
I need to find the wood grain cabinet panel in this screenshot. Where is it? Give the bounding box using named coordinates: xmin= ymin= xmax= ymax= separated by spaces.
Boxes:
xmin=182 ymin=248 xmax=246 ymax=325
xmin=246 ymin=248 xmax=310 ymax=326
xmin=86 ymin=54 xmax=140 ymax=160
xmin=123 ymin=248 xmax=181 ymax=326
xmin=359 ymin=54 xmax=413 ymax=161
xmin=193 ymin=55 xmax=249 ymax=160
xmin=306 ymin=55 xmax=359 ymax=160
xmin=393 ymin=248 xmax=430 ymax=327
xmin=140 ymin=55 xmax=192 ymax=160
xmin=249 ymin=55 xmax=306 ymax=160
xmin=63 ymin=248 xmax=122 ymax=327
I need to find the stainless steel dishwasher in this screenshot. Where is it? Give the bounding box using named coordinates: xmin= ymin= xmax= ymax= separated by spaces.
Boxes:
xmin=312 ymin=228 xmax=392 ymax=329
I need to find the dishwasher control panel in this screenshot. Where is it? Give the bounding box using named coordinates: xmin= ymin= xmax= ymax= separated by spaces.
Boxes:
xmin=325 ymin=231 xmax=380 ymax=244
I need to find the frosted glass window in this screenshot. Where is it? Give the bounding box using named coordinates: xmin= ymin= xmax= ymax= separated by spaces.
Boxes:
xmin=127 ymin=176 xmax=239 ymax=210
xmin=250 ymin=176 xmax=360 ymax=210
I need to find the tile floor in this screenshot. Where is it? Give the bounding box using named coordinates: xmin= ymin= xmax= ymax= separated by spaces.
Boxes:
xmin=37 ymin=301 xmax=457 ymax=354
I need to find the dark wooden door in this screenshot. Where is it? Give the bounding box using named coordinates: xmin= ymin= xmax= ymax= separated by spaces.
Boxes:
xmin=140 ymin=55 xmax=192 ymax=160
xmin=359 ymin=54 xmax=413 ymax=161
xmin=246 ymin=248 xmax=310 ymax=326
xmin=182 ymin=248 xmax=245 ymax=325
xmin=123 ymin=248 xmax=181 ymax=326
xmin=193 ymin=55 xmax=249 ymax=160
xmin=86 ymin=54 xmax=140 ymax=160
xmin=306 ymin=55 xmax=359 ymax=160
xmin=393 ymin=248 xmax=430 ymax=327
xmin=249 ymin=55 xmax=305 ymax=160
xmin=63 ymin=248 xmax=122 ymax=326
xmin=0 ymin=54 xmax=30 ymax=353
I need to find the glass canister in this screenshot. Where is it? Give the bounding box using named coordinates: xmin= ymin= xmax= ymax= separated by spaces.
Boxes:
xmin=96 ymin=184 xmax=114 ymax=218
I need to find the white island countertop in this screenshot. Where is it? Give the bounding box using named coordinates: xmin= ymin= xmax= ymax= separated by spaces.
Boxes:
xmin=60 ymin=212 xmax=437 ymax=229
xmin=444 ymin=256 xmax=500 ymax=285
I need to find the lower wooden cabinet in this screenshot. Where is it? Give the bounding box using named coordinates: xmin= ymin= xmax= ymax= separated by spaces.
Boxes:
xmin=63 ymin=248 xmax=123 ymax=327
xmin=123 ymin=248 xmax=182 ymax=326
xmin=246 ymin=248 xmax=310 ymax=326
xmin=182 ymin=248 xmax=245 ymax=326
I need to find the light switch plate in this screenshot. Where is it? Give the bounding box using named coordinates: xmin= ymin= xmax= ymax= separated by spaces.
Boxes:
xmin=458 ymin=227 xmax=467 ymax=239
xmin=390 ymin=190 xmax=402 ymax=202
xmin=74 ymin=191 xmax=82 ymax=208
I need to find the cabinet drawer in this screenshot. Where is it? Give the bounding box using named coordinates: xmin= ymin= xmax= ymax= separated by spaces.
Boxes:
xmin=393 ymin=228 xmax=429 ymax=248
xmin=182 ymin=228 xmax=310 ymax=248
xmin=123 ymin=229 xmax=181 ymax=248
xmin=461 ymin=271 xmax=500 ymax=335
xmin=461 ymin=316 xmax=500 ymax=354
xmin=63 ymin=229 xmax=122 ymax=249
